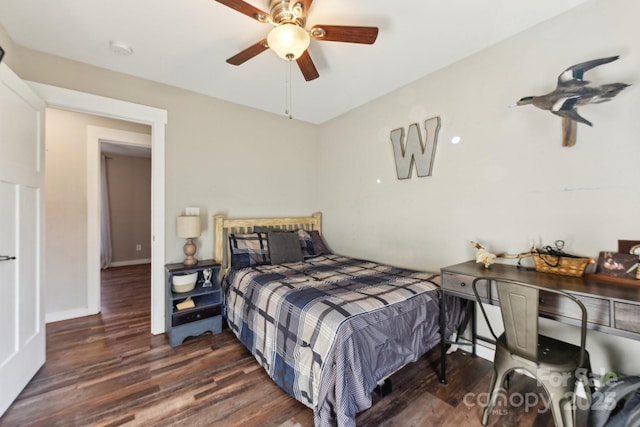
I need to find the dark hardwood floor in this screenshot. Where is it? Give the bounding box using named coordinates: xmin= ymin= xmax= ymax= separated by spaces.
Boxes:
xmin=0 ymin=264 xmax=556 ymax=426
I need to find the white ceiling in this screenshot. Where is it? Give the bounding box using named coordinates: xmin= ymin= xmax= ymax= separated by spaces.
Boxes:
xmin=0 ymin=0 xmax=589 ymax=124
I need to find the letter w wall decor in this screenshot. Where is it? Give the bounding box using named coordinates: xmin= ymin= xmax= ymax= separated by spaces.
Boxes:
xmin=390 ymin=116 xmax=441 ymax=180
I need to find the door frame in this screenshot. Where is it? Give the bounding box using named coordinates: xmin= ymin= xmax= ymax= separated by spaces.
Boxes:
xmin=29 ymin=82 xmax=168 ymax=335
xmin=88 ymin=127 xmax=152 ymax=314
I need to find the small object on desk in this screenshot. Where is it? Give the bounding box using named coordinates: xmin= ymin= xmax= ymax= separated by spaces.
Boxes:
xmin=596 ymin=251 xmax=638 ymax=280
xmin=531 ymin=240 xmax=591 ymax=277
xmin=470 ymin=241 xmax=497 ymax=268
xmin=470 ymin=240 xmax=533 ymax=268
xmin=618 ymin=241 xmax=640 ymax=279
xmin=202 ymin=268 xmax=213 ymax=287
xmin=618 ymin=240 xmax=640 ymax=255
xmin=176 ymin=297 xmax=195 ymax=310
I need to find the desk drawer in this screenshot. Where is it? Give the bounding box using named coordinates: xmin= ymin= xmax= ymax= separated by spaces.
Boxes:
xmin=172 ymin=305 xmax=221 ymax=327
xmin=441 ymin=273 xmax=488 ymax=299
xmin=539 ymin=291 xmax=610 ymax=327
xmin=614 ymin=302 xmax=640 ymax=334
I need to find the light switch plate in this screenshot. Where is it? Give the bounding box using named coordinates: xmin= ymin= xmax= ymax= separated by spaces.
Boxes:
xmin=185 ymin=207 xmax=200 ymax=216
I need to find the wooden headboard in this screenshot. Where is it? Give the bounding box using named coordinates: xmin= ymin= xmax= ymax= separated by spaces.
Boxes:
xmin=213 ymin=212 xmax=322 ymax=277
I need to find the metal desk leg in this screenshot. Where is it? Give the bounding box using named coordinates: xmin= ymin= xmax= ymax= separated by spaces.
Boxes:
xmin=471 ymin=300 xmax=477 ymax=357
xmin=440 ymin=290 xmax=447 ymax=384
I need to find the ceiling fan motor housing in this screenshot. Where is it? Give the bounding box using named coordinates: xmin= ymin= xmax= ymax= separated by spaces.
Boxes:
xmin=269 ymin=0 xmax=306 ymax=27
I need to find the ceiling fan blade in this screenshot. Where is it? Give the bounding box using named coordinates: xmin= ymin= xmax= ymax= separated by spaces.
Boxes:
xmin=226 ymin=39 xmax=269 ymax=65
xmin=310 ymin=25 xmax=379 ymax=44
xmin=214 ymin=0 xmax=271 ymax=23
xmin=296 ymin=50 xmax=319 ymax=81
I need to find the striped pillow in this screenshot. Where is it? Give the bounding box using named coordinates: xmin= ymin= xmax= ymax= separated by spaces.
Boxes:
xmin=228 ymin=233 xmax=270 ymax=269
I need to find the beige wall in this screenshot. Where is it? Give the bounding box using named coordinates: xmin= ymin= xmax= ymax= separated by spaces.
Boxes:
xmin=106 ymin=154 xmax=152 ymax=263
xmin=45 ymin=108 xmax=151 ymax=316
xmin=317 ymin=0 xmax=640 ymax=374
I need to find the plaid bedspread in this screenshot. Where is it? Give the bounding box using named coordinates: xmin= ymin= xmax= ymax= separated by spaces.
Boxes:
xmin=223 ymin=254 xmax=463 ymax=427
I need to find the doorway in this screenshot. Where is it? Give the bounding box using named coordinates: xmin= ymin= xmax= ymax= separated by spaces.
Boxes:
xmin=89 ymin=126 xmax=152 ymax=315
xmin=99 ymin=139 xmax=152 ymax=270
xmin=30 ymin=82 xmax=167 ymax=334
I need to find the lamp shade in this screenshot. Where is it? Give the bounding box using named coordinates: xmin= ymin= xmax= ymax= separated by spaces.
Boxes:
xmin=176 ymin=215 xmax=201 ymax=238
xmin=267 ymin=23 xmax=310 ymax=60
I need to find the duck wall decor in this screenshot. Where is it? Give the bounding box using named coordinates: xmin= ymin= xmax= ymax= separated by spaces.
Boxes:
xmin=513 ymin=56 xmax=630 ymax=147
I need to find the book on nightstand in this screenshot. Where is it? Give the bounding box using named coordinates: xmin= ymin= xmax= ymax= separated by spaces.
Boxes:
xmin=176 ymin=297 xmax=195 ymax=310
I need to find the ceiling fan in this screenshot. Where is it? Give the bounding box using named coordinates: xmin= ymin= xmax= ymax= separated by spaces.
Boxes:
xmin=215 ymin=0 xmax=379 ymax=81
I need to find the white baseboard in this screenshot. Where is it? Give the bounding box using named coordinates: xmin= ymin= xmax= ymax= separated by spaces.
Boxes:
xmin=45 ymin=307 xmax=98 ymax=324
xmin=107 ymin=259 xmax=151 ymax=267
xmin=449 ymin=339 xmax=495 ymax=362
xmin=475 ymin=343 xmax=495 ymax=362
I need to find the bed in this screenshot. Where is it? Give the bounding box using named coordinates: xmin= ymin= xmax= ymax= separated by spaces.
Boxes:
xmin=213 ymin=212 xmax=466 ymax=427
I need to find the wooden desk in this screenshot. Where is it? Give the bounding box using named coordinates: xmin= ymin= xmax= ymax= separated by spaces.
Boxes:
xmin=439 ymin=260 xmax=640 ymax=384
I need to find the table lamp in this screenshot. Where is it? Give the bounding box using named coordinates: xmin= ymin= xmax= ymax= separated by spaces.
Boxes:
xmin=177 ymin=215 xmax=201 ymax=266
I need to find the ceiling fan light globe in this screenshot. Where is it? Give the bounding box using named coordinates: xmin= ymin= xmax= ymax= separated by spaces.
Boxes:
xmin=267 ymin=23 xmax=310 ymax=60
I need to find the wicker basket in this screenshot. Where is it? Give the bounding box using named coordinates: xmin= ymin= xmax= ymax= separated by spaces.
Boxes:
xmin=532 ymin=253 xmax=590 ymax=277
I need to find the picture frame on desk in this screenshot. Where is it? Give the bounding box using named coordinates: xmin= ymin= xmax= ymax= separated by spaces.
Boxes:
xmin=618 ymin=240 xmax=640 ymax=256
xmin=596 ymin=251 xmax=639 ymax=280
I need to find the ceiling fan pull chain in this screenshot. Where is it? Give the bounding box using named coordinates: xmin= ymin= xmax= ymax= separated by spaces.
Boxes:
xmin=285 ymin=59 xmax=293 ymax=119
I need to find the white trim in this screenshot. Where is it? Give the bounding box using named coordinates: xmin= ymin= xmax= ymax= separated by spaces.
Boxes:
xmin=87 ymin=126 xmax=152 ymax=316
xmin=108 ymin=259 xmax=152 ymax=267
xmin=0 ymin=64 xmax=46 ymax=110
xmin=28 ymin=82 xmax=168 ymax=335
xmin=475 ymin=343 xmax=495 ymax=362
xmin=45 ymin=308 xmax=91 ymax=324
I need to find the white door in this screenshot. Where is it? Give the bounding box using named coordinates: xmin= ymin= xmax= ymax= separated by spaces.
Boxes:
xmin=0 ymin=62 xmax=46 ymax=416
